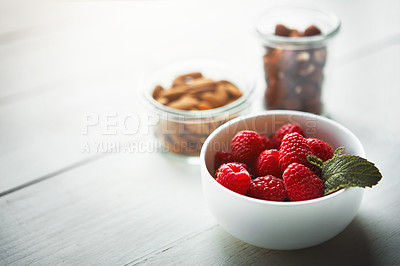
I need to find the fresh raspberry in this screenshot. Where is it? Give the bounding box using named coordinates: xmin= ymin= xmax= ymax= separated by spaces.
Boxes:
xmin=307 ymin=138 xmax=334 ymax=161
xmin=279 ymin=132 xmax=313 ymax=170
xmin=247 ymin=175 xmax=287 ymax=201
xmin=214 ymin=150 xmax=234 ymax=171
xmin=283 ymin=163 xmax=324 ymax=201
xmin=236 ymin=162 xmax=249 ymax=171
xmin=214 ymin=162 xmax=249 ymax=178
xmin=271 ymin=123 xmax=304 ymax=148
xmin=231 ymin=130 xmax=263 ymax=165
xmin=254 ymin=149 xmax=282 ymax=178
xmin=215 ymin=163 xmax=251 ymax=195
xmin=259 ymin=134 xmax=274 ymax=150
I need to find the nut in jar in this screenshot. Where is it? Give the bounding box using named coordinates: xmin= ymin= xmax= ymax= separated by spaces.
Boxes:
xmin=256 ymin=7 xmax=341 ymax=114
xmin=264 ymin=40 xmax=327 ymax=114
xmin=144 ymin=62 xmax=254 ymax=162
xmin=157 ymin=113 xmax=232 ymax=157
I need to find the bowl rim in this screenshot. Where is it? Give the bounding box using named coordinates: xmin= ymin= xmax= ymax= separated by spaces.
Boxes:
xmin=200 ymin=110 xmax=365 ymax=206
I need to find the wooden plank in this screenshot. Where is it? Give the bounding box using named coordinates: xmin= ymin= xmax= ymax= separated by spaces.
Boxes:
xmin=0 ymin=0 xmax=68 ymax=35
xmin=133 ymin=215 xmax=399 ymax=265
xmin=324 ymin=45 xmax=400 ymax=166
xmin=0 ymin=153 xmax=216 ymax=265
xmin=0 ymin=45 xmax=399 ymax=265
xmin=0 ymin=74 xmax=147 ymax=193
xmin=324 ymin=0 xmax=400 ymax=65
xmin=0 ymin=5 xmax=398 ymax=265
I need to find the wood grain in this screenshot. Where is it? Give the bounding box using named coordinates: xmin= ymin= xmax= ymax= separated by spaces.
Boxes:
xmin=0 ymin=74 xmax=146 ymax=194
xmin=0 ymin=0 xmax=399 ymax=265
xmin=134 ymin=218 xmax=390 ymax=266
xmin=0 ymin=153 xmax=216 ymax=265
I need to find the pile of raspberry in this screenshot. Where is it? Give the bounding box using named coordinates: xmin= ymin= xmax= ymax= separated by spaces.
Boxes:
xmin=214 ymin=123 xmax=334 ymax=202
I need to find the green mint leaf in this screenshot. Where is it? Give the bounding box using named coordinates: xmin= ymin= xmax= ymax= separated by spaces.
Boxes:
xmin=322 ymin=154 xmax=382 ymax=195
xmin=333 ymin=147 xmax=345 ymax=156
xmin=307 ymin=154 xmax=323 ymax=173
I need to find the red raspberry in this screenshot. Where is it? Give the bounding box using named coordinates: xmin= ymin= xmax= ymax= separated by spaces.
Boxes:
xmin=215 ymin=163 xmax=251 ymax=195
xmin=271 ymin=123 xmax=304 ymax=148
xmin=283 ymin=163 xmax=324 ymax=201
xmin=214 ymin=162 xmax=249 ymax=178
xmin=236 ymin=162 xmax=249 ymax=171
xmin=247 ymin=175 xmax=287 ymax=201
xmin=279 ymin=132 xmax=313 ymax=170
xmin=259 ymin=134 xmax=274 ymax=150
xmin=214 ymin=150 xmax=234 ymax=171
xmin=307 ymin=138 xmax=334 ymax=161
xmin=225 ymin=162 xmax=249 ymax=172
xmin=254 ymin=149 xmax=282 ymax=178
xmin=231 ymin=130 xmax=263 ymax=165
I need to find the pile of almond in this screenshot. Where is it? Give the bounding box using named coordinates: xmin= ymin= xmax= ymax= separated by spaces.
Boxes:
xmin=152 ymin=72 xmax=242 ymax=111
xmin=153 ymin=72 xmax=243 ymax=156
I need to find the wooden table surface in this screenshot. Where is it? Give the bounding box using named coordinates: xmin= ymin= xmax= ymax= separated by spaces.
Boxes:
xmin=1 ymin=0 xmax=399 ymax=265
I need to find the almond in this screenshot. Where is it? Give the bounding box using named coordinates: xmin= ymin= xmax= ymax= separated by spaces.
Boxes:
xmin=304 ymin=25 xmax=322 ymax=36
xmin=156 ymin=97 xmax=169 ymax=105
xmin=197 ymin=101 xmax=213 ymax=110
xmin=215 ymin=83 xmax=229 ymax=103
xmin=158 ymin=85 xmax=188 ymax=101
xmin=172 ymin=72 xmax=203 ymax=87
xmin=289 ymin=29 xmax=304 ymax=37
xmin=167 ymin=95 xmax=199 ymax=110
xmin=186 ymin=80 xmax=217 ymax=94
xmin=219 ymin=80 xmax=242 ymax=99
xmin=152 ymin=85 xmax=164 ymax=99
xmin=200 ymin=92 xmax=222 ymax=108
xmin=275 ymin=24 xmax=290 ymax=36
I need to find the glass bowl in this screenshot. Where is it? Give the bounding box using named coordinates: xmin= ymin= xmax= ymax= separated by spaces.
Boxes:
xmin=143 ymin=59 xmax=256 ymax=164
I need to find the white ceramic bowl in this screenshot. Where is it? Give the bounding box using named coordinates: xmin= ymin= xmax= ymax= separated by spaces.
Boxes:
xmin=200 ymin=110 xmax=365 ymax=250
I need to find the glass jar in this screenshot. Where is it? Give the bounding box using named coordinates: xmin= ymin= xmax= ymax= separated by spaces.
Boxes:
xmin=256 ymin=7 xmax=341 ymax=114
xmin=143 ymin=59 xmax=255 ymax=164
